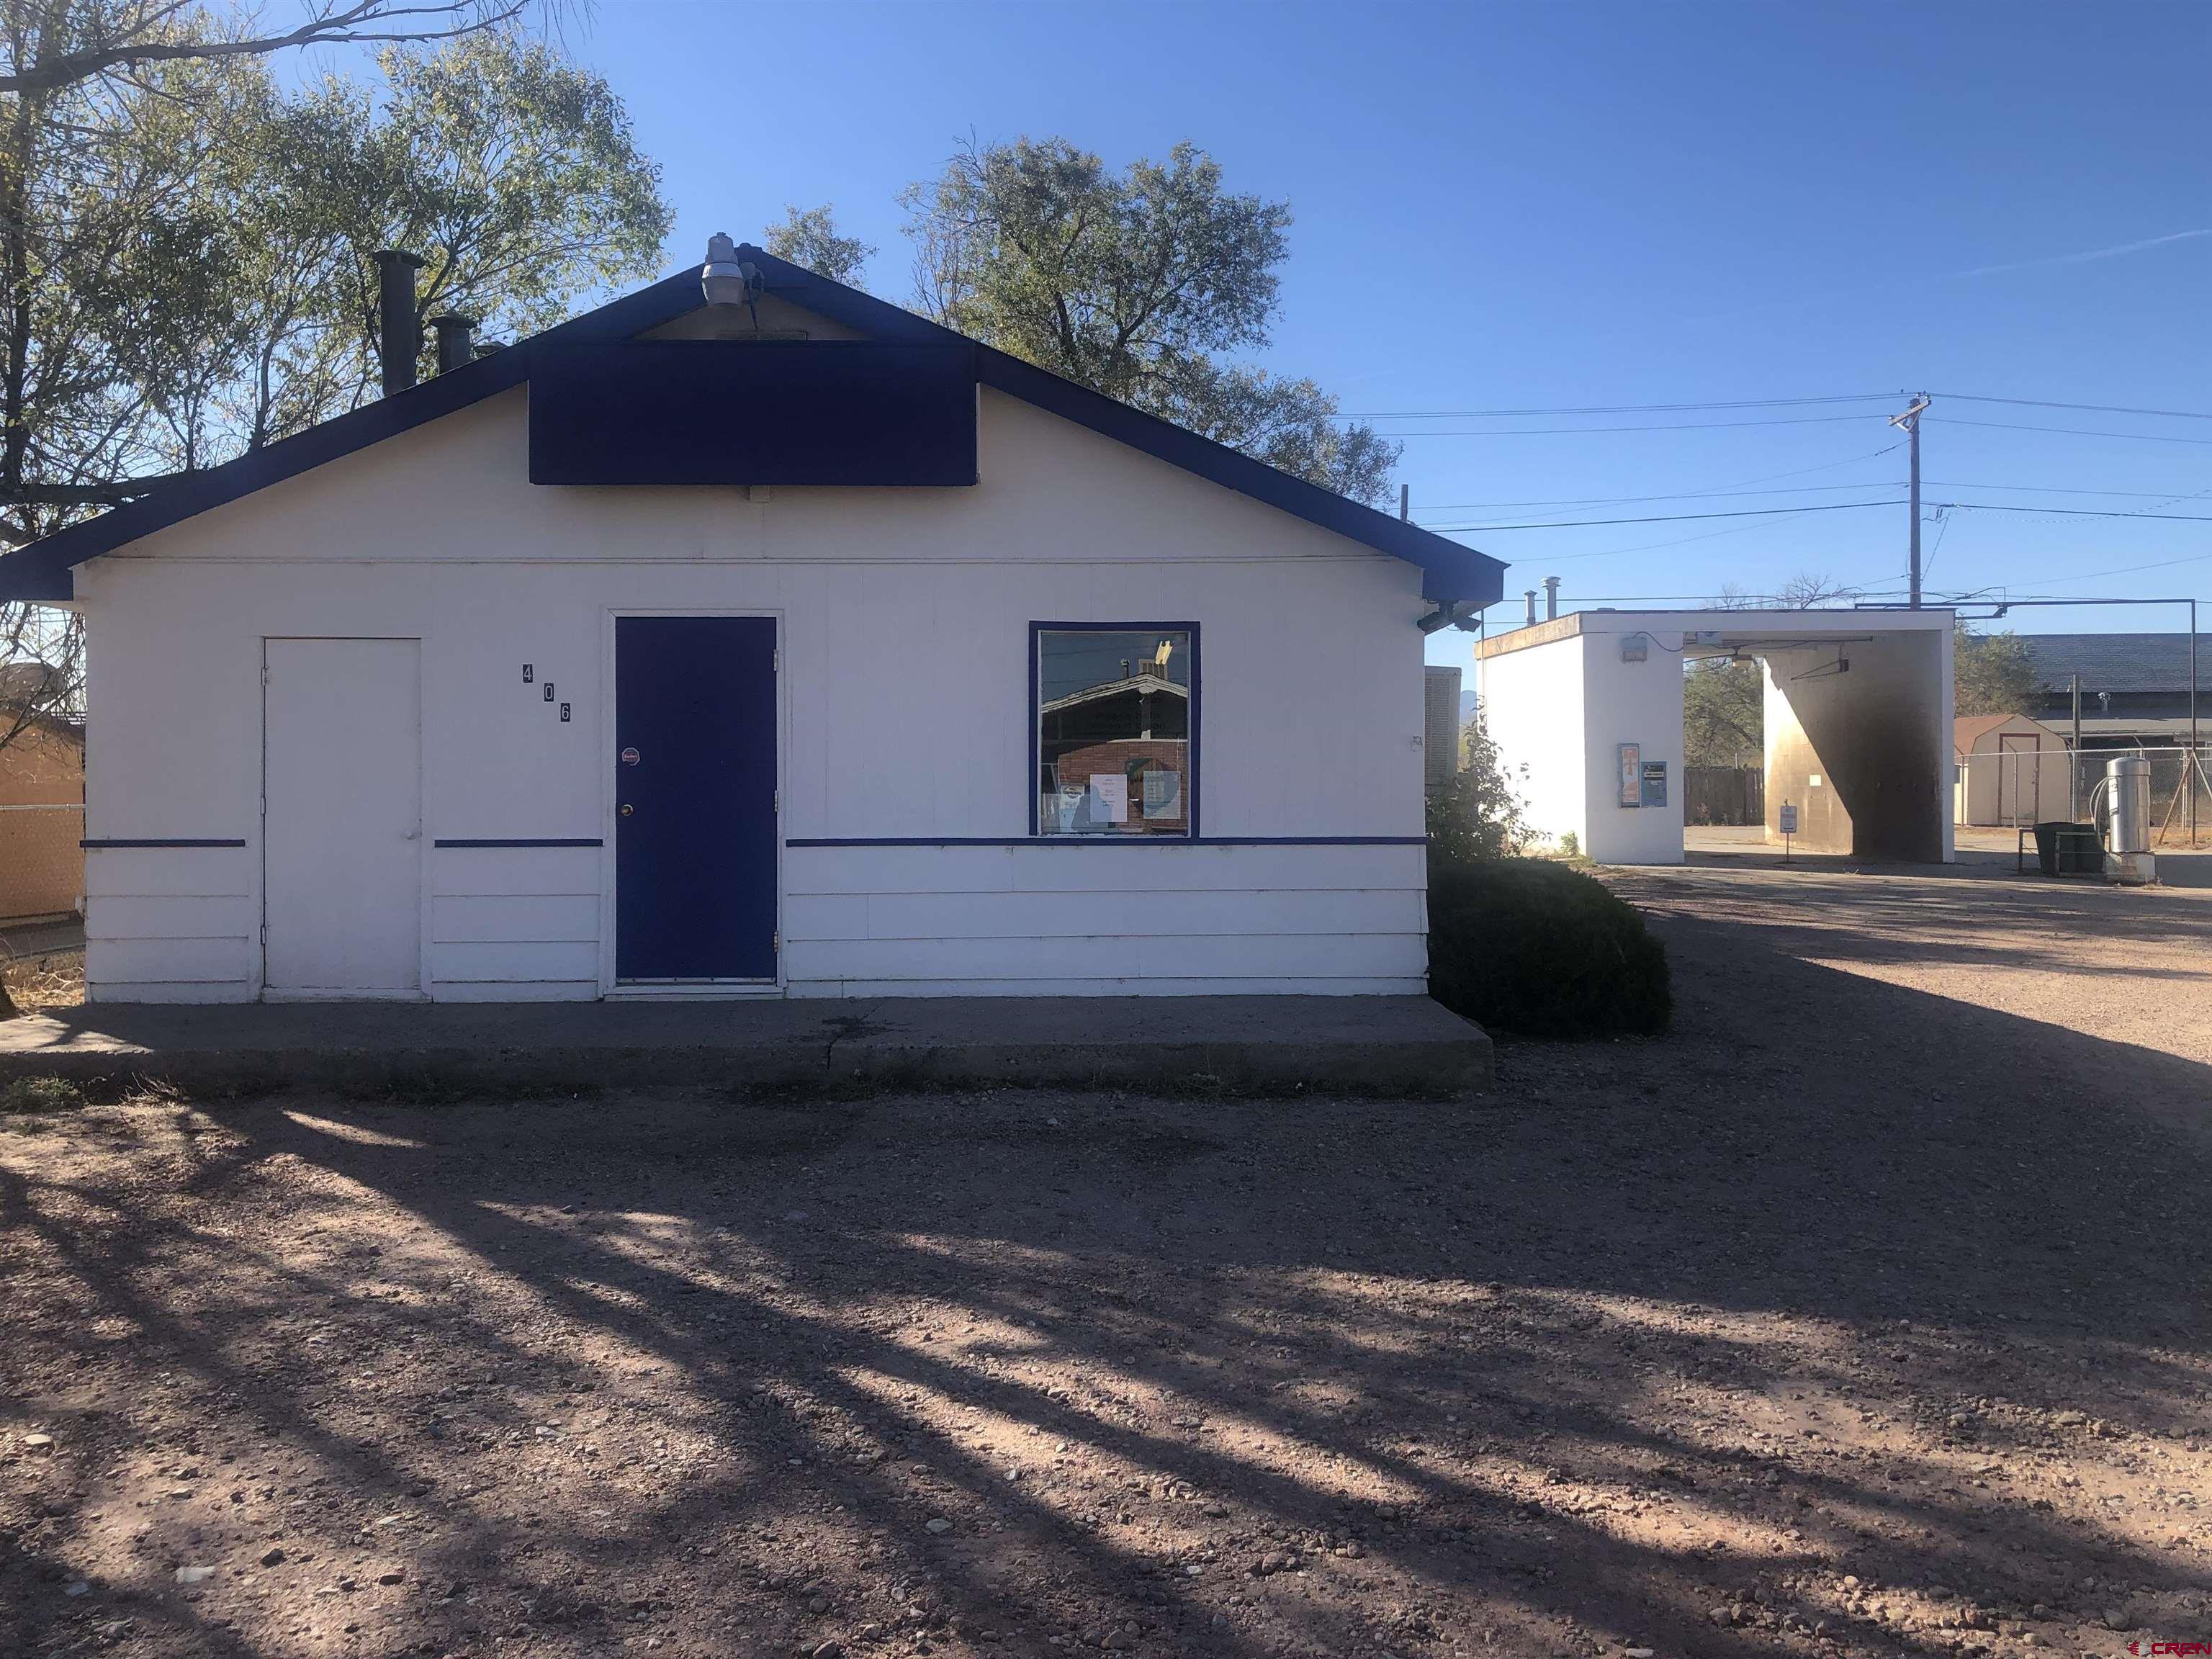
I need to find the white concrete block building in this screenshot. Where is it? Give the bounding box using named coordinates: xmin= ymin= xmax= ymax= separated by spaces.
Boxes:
xmin=0 ymin=247 xmax=1503 ymax=1003
xmin=1478 ymin=607 xmax=1955 ymax=865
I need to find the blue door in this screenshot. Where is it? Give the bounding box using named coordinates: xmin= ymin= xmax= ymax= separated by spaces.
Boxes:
xmin=615 ymin=616 xmax=779 ymax=980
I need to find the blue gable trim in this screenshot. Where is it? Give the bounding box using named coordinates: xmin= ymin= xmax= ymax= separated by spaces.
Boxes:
xmin=0 ymin=251 xmax=1504 ymax=608
xmin=528 ymin=341 xmax=979 ymax=487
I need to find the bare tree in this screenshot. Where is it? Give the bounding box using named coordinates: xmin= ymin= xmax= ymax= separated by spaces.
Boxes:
xmin=0 ymin=0 xmax=555 ymax=96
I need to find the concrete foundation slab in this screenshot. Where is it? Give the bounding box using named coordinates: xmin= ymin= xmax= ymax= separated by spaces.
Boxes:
xmin=0 ymin=995 xmax=1492 ymax=1096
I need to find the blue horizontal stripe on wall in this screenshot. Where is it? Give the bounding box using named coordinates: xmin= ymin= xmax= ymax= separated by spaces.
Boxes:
xmin=81 ymin=837 xmax=247 ymax=849
xmin=784 ymin=836 xmax=1426 ymax=848
xmin=433 ymin=837 xmax=604 ymax=848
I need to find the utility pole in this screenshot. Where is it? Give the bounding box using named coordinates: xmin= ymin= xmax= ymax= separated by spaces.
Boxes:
xmin=2070 ymin=672 xmax=2082 ymax=820
xmin=1889 ymin=394 xmax=1931 ymax=607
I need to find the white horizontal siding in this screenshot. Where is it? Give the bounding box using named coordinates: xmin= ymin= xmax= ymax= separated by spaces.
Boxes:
xmin=87 ymin=935 xmax=256 ymax=982
xmin=86 ymin=894 xmax=254 ymax=940
xmin=429 ymin=940 xmax=600 ymax=984
xmin=83 ymin=979 xmax=256 ymax=1004
xmin=428 ymin=845 xmax=602 ymax=997
xmin=782 ymin=842 xmax=1426 ymax=997
xmin=84 ymin=846 xmax=257 ymax=1004
xmin=788 ymin=976 xmax=1429 ymax=999
xmin=429 ymin=845 xmax=599 ymax=896
xmin=787 ymin=886 xmax=1424 ymax=941
xmin=83 ymin=845 xmax=250 ymax=898
xmin=786 ymin=932 xmax=1423 ymax=983
xmin=785 ymin=842 xmax=1426 ymax=896
xmin=431 ymin=894 xmax=597 ymax=943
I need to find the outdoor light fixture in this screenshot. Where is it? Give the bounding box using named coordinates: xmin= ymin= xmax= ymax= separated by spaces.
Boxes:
xmin=701 ymin=232 xmax=763 ymax=308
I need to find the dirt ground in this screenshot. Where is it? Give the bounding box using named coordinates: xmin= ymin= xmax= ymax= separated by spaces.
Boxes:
xmin=4 ymin=863 xmax=2209 ymax=1659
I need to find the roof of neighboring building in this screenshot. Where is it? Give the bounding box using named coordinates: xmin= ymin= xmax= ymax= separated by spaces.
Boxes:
xmin=2020 ymin=633 xmax=2200 ymax=696
xmin=1474 ymin=604 xmax=1954 ymax=660
xmin=1039 ymin=672 xmax=1189 ymax=718
xmin=2065 ymin=716 xmax=2205 ymax=741
xmin=0 ymin=247 xmax=1504 ymax=611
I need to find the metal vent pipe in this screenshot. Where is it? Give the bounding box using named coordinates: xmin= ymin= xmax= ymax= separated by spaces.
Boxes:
xmin=430 ymin=313 xmax=478 ymax=375
xmin=374 ymin=249 xmax=426 ymax=397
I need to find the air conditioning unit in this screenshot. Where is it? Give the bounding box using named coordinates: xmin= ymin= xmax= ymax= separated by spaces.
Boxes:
xmin=1424 ymin=665 xmax=1462 ymax=792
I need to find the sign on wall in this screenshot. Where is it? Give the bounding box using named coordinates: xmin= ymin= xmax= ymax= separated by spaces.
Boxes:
xmin=1617 ymin=743 xmax=1642 ymax=808
xmin=1640 ymin=760 xmax=1668 ymax=809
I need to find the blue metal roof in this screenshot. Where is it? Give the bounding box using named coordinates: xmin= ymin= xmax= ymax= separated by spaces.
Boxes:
xmin=0 ymin=247 xmax=1504 ymax=609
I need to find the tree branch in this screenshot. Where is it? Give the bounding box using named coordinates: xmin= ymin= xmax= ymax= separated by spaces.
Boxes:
xmin=0 ymin=2 xmax=528 ymax=96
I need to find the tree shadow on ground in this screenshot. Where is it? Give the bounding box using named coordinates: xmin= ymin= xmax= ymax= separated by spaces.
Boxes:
xmin=4 ymin=890 xmax=2211 ymax=1659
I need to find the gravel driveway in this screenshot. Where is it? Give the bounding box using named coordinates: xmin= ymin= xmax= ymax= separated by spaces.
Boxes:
xmin=3 ymin=863 xmax=2208 ymax=1659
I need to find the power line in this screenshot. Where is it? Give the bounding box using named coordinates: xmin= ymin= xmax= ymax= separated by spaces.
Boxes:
xmin=1937 ymin=392 xmax=2212 ymax=422
xmin=1948 ymin=548 xmax=2212 ymax=587
xmin=1923 ymin=479 xmax=2212 ymax=499
xmin=1410 ymin=441 xmax=1904 ymax=513
xmin=1388 ymin=413 xmax=1890 ymax=438
xmin=1414 ymin=479 xmax=1902 ymax=514
xmin=1337 ymin=392 xmax=1902 ymax=420
xmin=1926 ymin=416 xmax=2212 ymax=446
xmin=1436 ymin=493 xmax=2212 ymax=568
xmin=1431 ymin=500 xmax=1903 ymax=533
xmin=1933 ymin=499 xmax=2212 ymax=521
xmin=1522 ymin=516 xmax=1791 ymax=565
xmin=1921 ymin=508 xmax=1954 ymax=583
xmin=1416 ymin=474 xmax=2210 ymax=516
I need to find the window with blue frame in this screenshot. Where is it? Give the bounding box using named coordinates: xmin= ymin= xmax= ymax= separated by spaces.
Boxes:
xmin=1034 ymin=626 xmax=1195 ymax=837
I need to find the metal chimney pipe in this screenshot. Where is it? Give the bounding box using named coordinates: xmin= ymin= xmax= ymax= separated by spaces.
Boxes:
xmin=374 ymin=249 xmax=426 ymax=397
xmin=430 ymin=313 xmax=478 ymax=376
xmin=1524 ymin=590 xmax=1538 ymax=627
xmin=1543 ymin=575 xmax=1560 ymax=621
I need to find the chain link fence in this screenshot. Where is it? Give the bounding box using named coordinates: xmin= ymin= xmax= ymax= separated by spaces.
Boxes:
xmin=1955 ymin=745 xmax=2210 ymax=849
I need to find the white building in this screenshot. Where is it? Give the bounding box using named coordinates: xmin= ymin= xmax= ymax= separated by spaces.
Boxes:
xmin=1478 ymin=606 xmax=1955 ymax=865
xmin=0 ymin=246 xmax=1503 ymax=1003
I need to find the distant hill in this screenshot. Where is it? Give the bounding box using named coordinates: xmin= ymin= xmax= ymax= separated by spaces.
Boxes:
xmin=1460 ymin=689 xmax=1478 ymax=727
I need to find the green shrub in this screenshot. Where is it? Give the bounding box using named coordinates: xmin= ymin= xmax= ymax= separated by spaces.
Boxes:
xmin=1427 ymin=859 xmax=1671 ymax=1038
xmin=1425 ymin=718 xmax=1529 ymax=863
xmin=1 ymin=1076 xmax=84 ymax=1115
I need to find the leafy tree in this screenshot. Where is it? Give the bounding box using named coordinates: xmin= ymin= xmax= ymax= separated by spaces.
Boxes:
xmin=0 ymin=25 xmax=665 ymax=530
xmin=0 ymin=19 xmax=667 ymax=752
xmin=1683 ymin=657 xmax=1763 ymax=765
xmin=896 ymin=136 xmax=1398 ymax=504
xmin=765 ymin=203 xmax=873 ymax=288
xmin=1955 ymin=624 xmax=2041 ymax=716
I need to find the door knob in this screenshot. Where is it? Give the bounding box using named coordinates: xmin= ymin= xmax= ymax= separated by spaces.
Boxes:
xmin=620 ymin=804 xmax=634 ymax=817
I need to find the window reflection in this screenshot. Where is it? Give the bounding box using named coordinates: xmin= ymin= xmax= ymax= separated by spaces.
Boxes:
xmin=1036 ymin=628 xmax=1193 ymax=837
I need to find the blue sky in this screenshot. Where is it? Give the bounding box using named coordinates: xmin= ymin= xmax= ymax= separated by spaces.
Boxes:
xmin=374 ymin=3 xmax=2212 ymax=660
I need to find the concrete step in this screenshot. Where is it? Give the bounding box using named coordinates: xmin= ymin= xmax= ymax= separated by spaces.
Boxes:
xmin=0 ymin=994 xmax=1491 ymax=1097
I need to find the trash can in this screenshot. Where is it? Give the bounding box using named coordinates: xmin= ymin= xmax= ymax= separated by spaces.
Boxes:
xmin=2032 ymin=821 xmax=2065 ymax=876
xmin=2033 ymin=822 xmax=2100 ymax=876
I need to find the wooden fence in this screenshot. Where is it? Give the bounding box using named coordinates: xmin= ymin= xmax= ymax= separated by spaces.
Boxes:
xmin=1685 ymin=765 xmax=1765 ymax=826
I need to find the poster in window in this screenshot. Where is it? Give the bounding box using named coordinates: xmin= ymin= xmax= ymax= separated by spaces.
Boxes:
xmin=1089 ymin=773 xmax=1129 ymax=824
xmin=1142 ymin=768 xmax=1182 ymax=820
xmin=1052 ymin=783 xmax=1084 ymax=832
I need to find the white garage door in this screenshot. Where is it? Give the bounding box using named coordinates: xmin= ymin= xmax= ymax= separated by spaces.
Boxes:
xmin=263 ymin=638 xmax=423 ymax=996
